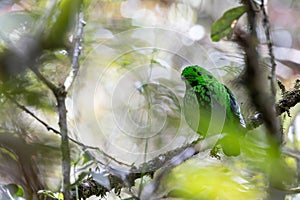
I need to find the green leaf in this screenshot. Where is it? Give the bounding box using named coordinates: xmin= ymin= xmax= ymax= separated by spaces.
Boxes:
xmin=71 ymin=171 xmax=89 ymax=186
xmin=211 ymin=6 xmax=248 ymax=42
xmin=57 ymin=192 xmax=64 ymax=200
xmin=4 ymin=184 xmax=24 ymax=198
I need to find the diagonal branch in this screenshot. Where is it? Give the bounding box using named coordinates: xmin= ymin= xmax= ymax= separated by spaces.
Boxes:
xmin=71 ymin=145 xmax=196 ymax=199
xmin=29 ymin=65 xmax=59 ymax=96
xmin=4 ymin=90 xmax=131 ymax=168
xmin=3 ymin=92 xmax=60 ymax=134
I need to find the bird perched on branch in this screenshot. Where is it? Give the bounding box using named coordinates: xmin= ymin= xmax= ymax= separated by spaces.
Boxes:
xmin=181 ymin=65 xmax=246 ymax=156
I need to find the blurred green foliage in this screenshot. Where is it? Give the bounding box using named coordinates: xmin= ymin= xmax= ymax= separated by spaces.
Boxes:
xmin=165 ymin=159 xmax=267 ymax=200
xmin=0 ymin=0 xmax=300 ymax=199
xmin=43 ymin=0 xmax=83 ymax=49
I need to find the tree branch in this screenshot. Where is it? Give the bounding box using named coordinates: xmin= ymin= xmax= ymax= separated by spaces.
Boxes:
xmin=261 ymin=0 xmax=277 ymax=97
xmin=64 ymin=11 xmax=86 ymax=91
xmin=3 ymin=92 xmax=60 ymax=134
xmin=4 ymin=90 xmax=131 ymax=168
xmin=70 ymin=145 xmax=196 ymax=199
xmin=246 ymin=81 xmax=300 ymax=129
xmin=53 ymin=85 xmax=70 ymax=199
xmin=236 ymin=1 xmax=282 ymax=142
xmin=26 ymin=10 xmax=86 ymax=200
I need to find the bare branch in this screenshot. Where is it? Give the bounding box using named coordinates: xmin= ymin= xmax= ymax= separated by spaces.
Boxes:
xmin=247 ymin=79 xmax=300 ymax=129
xmin=3 ymin=92 xmax=60 ymax=134
xmin=55 ymin=85 xmax=71 ymax=199
xmin=276 ymin=82 xmax=300 ymax=116
xmin=261 ymin=0 xmax=277 ymax=96
xmin=64 ymin=12 xmax=86 ymax=91
xmin=71 ymin=145 xmax=196 ymax=199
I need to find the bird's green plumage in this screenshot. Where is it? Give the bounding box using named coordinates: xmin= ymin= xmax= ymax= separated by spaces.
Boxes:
xmin=181 ymin=65 xmax=245 ymax=156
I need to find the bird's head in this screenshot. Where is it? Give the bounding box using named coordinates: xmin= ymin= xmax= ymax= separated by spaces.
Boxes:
xmin=181 ymin=65 xmax=216 ymax=87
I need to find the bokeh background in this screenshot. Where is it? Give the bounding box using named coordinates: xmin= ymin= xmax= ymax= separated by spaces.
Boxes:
xmin=1 ymin=0 xmax=300 ymax=199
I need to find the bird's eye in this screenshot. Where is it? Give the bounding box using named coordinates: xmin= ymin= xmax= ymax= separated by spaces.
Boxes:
xmin=197 ymin=72 xmax=202 ymax=76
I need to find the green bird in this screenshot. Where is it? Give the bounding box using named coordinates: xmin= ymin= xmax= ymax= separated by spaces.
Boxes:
xmin=181 ymin=65 xmax=246 ymax=156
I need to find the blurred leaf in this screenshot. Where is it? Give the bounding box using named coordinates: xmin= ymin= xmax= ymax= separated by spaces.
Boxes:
xmin=211 ymin=6 xmax=248 ymax=42
xmin=43 ymin=0 xmax=83 ymax=49
xmin=220 ymin=134 xmax=240 ymax=156
xmin=72 ymin=171 xmax=89 ymax=187
xmin=0 ymin=147 xmax=17 ymax=161
xmin=23 ymin=90 xmax=42 ymax=106
xmin=81 ymin=152 xmax=93 ymax=166
xmin=57 ymin=192 xmax=64 ymax=200
xmin=0 ymin=73 xmax=54 ymax=110
xmin=4 ymin=183 xmax=24 ymax=198
xmin=165 ymin=159 xmax=267 ymax=200
xmin=241 ymin=130 xmax=295 ymax=189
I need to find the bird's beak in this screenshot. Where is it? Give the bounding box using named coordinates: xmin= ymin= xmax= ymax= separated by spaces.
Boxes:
xmin=181 ymin=75 xmax=191 ymax=81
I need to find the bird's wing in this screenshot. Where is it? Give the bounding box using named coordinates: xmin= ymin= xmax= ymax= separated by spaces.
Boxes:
xmin=224 ymin=85 xmax=246 ymax=128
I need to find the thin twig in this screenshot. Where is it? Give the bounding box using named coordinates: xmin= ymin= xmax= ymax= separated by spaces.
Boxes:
xmin=4 ymin=92 xmax=60 ymax=134
xmin=29 ymin=65 xmax=59 ymax=95
xmin=64 ymin=11 xmax=86 ymax=91
xmin=261 ymin=0 xmax=277 ymax=96
xmin=70 ymin=140 xmax=132 ymax=167
xmin=5 ymin=90 xmax=131 ymax=167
